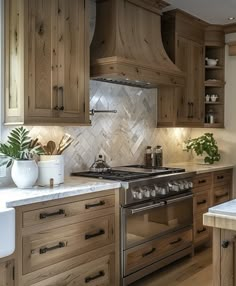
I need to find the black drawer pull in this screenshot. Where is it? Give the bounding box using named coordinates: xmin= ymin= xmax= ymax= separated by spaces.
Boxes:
xmin=85 ymin=270 xmax=105 ymax=283
xmin=85 ymin=229 xmax=105 ymax=240
xmin=197 ymin=227 xmax=207 ymax=234
xmin=85 ymin=200 xmax=105 ymax=209
xmin=198 ymin=179 xmax=206 ymax=184
xmin=170 ymin=238 xmax=182 ymax=245
xmin=217 ymin=175 xmax=224 ymax=180
xmin=222 ymin=240 xmax=230 ymax=248
xmin=40 ymin=242 xmax=65 ymax=254
xmin=142 ymin=247 xmax=156 ymax=257
xmin=39 ymin=209 xmax=65 ymax=219
xmin=215 ymin=192 xmax=229 ymax=199
xmin=197 ymin=199 xmax=207 ymax=205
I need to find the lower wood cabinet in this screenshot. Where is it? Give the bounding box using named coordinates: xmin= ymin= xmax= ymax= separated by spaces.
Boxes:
xmin=193 ymin=169 xmax=233 ymax=247
xmin=0 ymin=260 xmax=14 ymax=286
xmin=14 ymin=190 xmax=119 ymax=286
xmin=212 ymin=228 xmax=236 ymax=286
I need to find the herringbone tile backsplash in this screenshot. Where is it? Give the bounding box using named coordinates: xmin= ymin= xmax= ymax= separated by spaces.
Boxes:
xmin=3 ymin=81 xmax=191 ymax=176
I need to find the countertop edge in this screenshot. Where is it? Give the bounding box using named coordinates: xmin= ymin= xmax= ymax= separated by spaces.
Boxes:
xmin=204 ymin=212 xmax=236 ymax=231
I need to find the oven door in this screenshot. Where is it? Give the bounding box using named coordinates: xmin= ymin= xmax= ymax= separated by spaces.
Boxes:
xmin=122 ymin=194 xmax=193 ymax=250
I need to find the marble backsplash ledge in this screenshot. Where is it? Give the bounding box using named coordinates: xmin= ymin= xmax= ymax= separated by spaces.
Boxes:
xmin=2 ymin=81 xmax=191 ymax=176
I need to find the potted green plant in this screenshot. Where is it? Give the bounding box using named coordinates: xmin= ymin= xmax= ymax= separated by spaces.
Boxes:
xmin=0 ymin=127 xmax=43 ymax=188
xmin=185 ymin=133 xmax=220 ymax=164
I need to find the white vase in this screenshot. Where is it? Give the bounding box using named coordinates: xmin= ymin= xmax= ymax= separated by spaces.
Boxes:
xmin=11 ymin=160 xmax=38 ymax=189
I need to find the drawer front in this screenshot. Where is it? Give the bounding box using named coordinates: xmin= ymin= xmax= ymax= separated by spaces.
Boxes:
xmin=23 ymin=215 xmax=114 ymax=274
xmin=193 ymin=173 xmax=212 ymax=192
xmin=194 ymin=213 xmax=209 ymax=244
xmin=30 ymin=254 xmax=115 ymax=286
xmin=213 ymin=169 xmax=232 ymax=186
xmin=23 ymin=195 xmax=115 ymax=227
xmin=125 ymin=228 xmax=192 ymax=275
xmin=213 ymin=184 xmax=230 ymax=205
xmin=193 ymin=190 xmax=209 ymax=214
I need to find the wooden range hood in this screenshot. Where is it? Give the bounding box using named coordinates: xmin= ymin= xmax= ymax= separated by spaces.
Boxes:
xmin=90 ymin=0 xmax=185 ymax=88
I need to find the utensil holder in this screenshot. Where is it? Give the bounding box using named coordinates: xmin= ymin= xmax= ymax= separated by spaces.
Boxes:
xmin=40 ymin=155 xmax=64 ymax=184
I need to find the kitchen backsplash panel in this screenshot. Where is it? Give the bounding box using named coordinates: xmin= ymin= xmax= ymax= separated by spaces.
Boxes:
xmin=2 ymin=81 xmax=191 ymax=176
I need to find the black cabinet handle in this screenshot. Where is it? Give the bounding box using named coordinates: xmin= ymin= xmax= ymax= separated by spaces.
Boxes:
xmin=85 ymin=229 xmax=105 ymax=240
xmin=217 ymin=175 xmax=224 ymax=180
xmin=197 ymin=199 xmax=207 ymax=205
xmin=197 ymin=227 xmax=207 ymax=234
xmin=85 ymin=200 xmax=105 ymax=209
xmin=222 ymin=240 xmax=230 ymax=248
xmin=187 ymin=102 xmax=191 ymax=118
xmin=53 ymin=86 xmax=59 ymax=110
xmin=85 ymin=271 xmax=105 ymax=283
xmin=215 ymin=192 xmax=229 ymax=199
xmin=58 ymin=86 xmax=64 ymax=111
xmin=198 ymin=179 xmax=206 ymax=184
xmin=170 ymin=238 xmax=182 ymax=245
xmin=142 ymin=247 xmax=156 ymax=257
xmin=39 ymin=209 xmax=65 ymax=220
xmin=190 ymin=102 xmax=194 ymax=119
xmin=40 ymin=242 xmax=65 ymax=254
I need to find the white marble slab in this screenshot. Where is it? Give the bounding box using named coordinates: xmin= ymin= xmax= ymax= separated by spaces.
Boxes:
xmin=0 ymin=177 xmax=121 ymax=208
xmin=209 ymin=199 xmax=236 ymax=217
xmin=167 ymin=162 xmax=234 ymax=174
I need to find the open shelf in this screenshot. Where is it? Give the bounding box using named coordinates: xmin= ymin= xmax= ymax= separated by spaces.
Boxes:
xmin=204 ymin=80 xmax=225 ymax=87
xmin=205 ymin=102 xmax=223 ymax=105
xmin=205 ymin=65 xmax=224 ymax=70
xmin=204 ymin=123 xmax=224 ymax=128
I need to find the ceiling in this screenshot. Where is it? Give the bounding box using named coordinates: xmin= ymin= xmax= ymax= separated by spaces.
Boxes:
xmin=164 ymin=0 xmax=236 ymax=25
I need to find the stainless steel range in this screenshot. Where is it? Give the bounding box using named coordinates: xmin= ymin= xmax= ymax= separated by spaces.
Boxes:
xmin=72 ymin=163 xmax=195 ymax=286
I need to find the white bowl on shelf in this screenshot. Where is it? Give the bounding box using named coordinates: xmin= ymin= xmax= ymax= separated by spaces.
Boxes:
xmin=205 ymin=58 xmax=219 ymax=66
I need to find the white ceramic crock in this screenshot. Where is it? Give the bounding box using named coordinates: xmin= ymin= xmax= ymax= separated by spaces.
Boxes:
xmin=11 ymin=160 xmax=38 ymax=189
xmin=40 ymin=155 xmax=64 ymax=184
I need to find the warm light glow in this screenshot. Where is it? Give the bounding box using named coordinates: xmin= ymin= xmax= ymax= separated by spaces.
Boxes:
xmin=228 ymin=17 xmax=235 ymax=21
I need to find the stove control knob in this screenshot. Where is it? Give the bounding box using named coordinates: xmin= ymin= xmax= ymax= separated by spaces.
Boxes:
xmin=131 ymin=189 xmax=138 ymax=199
xmin=137 ymin=191 xmax=143 ymax=200
xmin=151 ymin=189 xmax=156 ymax=197
xmin=188 ymin=181 xmax=193 ymax=188
xmin=178 ymin=181 xmax=185 ymax=191
xmin=143 ymin=188 xmax=151 ymax=198
xmin=172 ymin=182 xmax=180 ymax=192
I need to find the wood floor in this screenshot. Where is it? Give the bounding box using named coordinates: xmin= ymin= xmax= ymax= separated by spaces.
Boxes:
xmin=131 ymin=246 xmax=212 ymax=286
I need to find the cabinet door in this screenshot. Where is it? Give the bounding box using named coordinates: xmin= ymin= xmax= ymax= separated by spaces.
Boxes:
xmin=175 ymin=37 xmax=191 ymax=123
xmin=190 ymin=41 xmax=204 ymax=124
xmin=175 ymin=37 xmax=204 ymax=126
xmin=57 ymin=0 xmax=89 ymax=123
xmin=0 ymin=260 xmax=14 ymax=286
xmin=27 ymin=0 xmax=58 ymax=118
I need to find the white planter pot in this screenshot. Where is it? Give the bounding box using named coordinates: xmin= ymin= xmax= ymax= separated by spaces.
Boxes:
xmin=11 ymin=160 xmax=38 ymax=189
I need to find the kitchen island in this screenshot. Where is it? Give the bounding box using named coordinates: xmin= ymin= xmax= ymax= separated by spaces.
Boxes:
xmin=204 ymin=200 xmax=236 ymax=286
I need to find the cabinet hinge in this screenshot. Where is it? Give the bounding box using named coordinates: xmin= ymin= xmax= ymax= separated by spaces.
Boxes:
xmin=12 ymin=266 xmax=15 ymax=281
xmin=83 ymin=102 xmax=86 ymax=112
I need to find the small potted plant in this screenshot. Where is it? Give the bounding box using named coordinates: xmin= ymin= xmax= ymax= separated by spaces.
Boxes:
xmin=0 ymin=127 xmax=42 ymax=188
xmin=185 ymin=133 xmax=220 ymax=164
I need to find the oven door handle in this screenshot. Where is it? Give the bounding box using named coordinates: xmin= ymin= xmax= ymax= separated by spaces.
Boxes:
xmin=130 ymin=201 xmax=165 ymax=215
xmin=166 ymin=194 xmax=193 ymax=205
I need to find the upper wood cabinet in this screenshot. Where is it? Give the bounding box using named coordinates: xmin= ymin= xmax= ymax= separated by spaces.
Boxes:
xmin=158 ymin=10 xmax=206 ymax=127
xmin=5 ymin=0 xmax=90 ymax=125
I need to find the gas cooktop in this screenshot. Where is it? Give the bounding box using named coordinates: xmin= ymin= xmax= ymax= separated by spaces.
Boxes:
xmin=71 ymin=166 xmax=185 ymax=181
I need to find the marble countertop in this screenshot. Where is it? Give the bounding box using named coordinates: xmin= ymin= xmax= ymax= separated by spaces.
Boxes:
xmin=167 ymin=162 xmax=234 ymax=174
xmin=204 ymin=199 xmax=236 ymax=231
xmin=0 ymin=177 xmax=121 ymax=209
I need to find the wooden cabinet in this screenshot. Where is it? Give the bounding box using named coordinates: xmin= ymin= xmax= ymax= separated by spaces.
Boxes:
xmin=0 ymin=260 xmax=14 ymax=286
xmin=5 ymin=0 xmax=89 ymax=125
xmin=158 ymin=10 xmax=206 ymax=127
xmin=211 ymin=228 xmax=236 ymax=286
xmin=204 ymin=26 xmax=225 ymax=128
xmin=192 ymin=169 xmax=233 ymax=247
xmin=14 ymin=190 xmax=119 ymax=286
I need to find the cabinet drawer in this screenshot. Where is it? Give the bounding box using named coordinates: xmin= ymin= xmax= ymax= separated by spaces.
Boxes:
xmin=194 ymin=213 xmax=209 ymax=244
xmin=213 ymin=184 xmax=230 ymax=205
xmin=29 ymin=254 xmax=115 ymax=286
xmin=193 ymin=190 xmax=209 ymax=214
xmin=213 ymin=169 xmax=232 ymax=185
xmin=125 ymin=228 xmax=192 ymax=276
xmin=23 ymin=215 xmax=114 ymax=274
xmin=23 ymin=195 xmax=115 ymax=228
xmin=193 ymin=173 xmax=212 ymax=192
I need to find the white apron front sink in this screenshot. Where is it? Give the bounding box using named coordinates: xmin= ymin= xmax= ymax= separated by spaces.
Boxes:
xmin=0 ymin=207 xmax=15 ymax=258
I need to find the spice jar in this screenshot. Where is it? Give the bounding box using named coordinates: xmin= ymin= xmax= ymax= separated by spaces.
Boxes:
xmin=153 ymin=145 xmax=163 ymax=167
xmin=145 ymin=146 xmax=153 ymax=168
